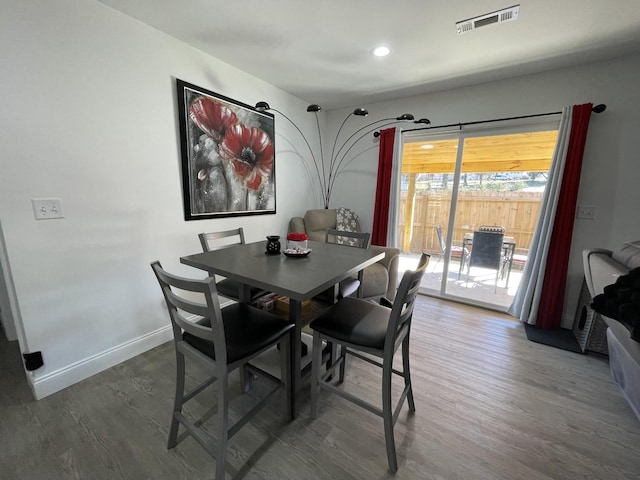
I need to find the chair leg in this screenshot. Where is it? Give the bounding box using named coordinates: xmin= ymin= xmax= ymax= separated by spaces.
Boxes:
xmin=215 ymin=372 xmax=230 ymax=480
xmin=167 ymin=350 xmax=185 ymax=449
xmin=402 ymin=335 xmax=415 ymax=413
xmin=310 ymin=332 xmax=323 ymax=419
xmin=382 ymin=354 xmax=398 ymax=473
xmin=338 ymin=345 xmax=347 ymax=384
xmin=279 ymin=334 xmax=292 ymax=420
xmin=327 ymin=341 xmax=338 ymax=382
xmin=240 ymin=364 xmax=253 ymax=393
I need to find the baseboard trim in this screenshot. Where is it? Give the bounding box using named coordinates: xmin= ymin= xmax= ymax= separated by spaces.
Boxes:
xmin=560 ymin=313 xmax=574 ymax=330
xmin=30 ymin=325 xmax=173 ymax=400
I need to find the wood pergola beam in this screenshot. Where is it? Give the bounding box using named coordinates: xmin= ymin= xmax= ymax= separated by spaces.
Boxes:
xmin=401 ymin=131 xmax=557 ymax=175
xmin=402 ymin=159 xmax=551 ymax=174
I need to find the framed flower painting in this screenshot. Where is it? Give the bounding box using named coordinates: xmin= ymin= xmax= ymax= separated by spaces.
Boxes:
xmin=176 ymin=79 xmax=276 ymax=220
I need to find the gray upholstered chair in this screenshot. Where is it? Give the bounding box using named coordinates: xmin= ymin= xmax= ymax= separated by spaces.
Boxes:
xmin=289 ymin=209 xmax=400 ymax=301
xmin=151 ymin=261 xmax=294 ymax=480
xmin=309 ymin=253 xmax=429 ymax=472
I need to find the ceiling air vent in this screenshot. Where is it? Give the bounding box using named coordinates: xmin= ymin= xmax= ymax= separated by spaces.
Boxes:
xmin=456 ymin=4 xmax=520 ymax=35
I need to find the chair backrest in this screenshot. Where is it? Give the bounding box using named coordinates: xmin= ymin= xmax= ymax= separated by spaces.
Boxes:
xmin=435 ymin=224 xmax=447 ymax=254
xmin=298 ymin=209 xmax=363 ymax=242
xmin=469 ymin=231 xmax=504 ymax=270
xmin=150 ymin=261 xmax=227 ymax=364
xmin=386 ymin=253 xmax=429 ymax=348
xmin=325 ymin=228 xmax=371 ymax=249
xmin=301 ymin=209 xmax=338 ymax=242
xmin=199 ymin=227 xmax=246 ymax=252
xmin=478 ymin=225 xmax=505 ymax=234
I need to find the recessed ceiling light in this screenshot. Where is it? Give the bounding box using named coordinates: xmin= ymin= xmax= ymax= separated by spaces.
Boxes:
xmin=420 ymin=144 xmax=434 ymax=149
xmin=371 ymin=46 xmax=390 ymax=57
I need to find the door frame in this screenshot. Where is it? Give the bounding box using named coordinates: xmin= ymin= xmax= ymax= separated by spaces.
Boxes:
xmin=0 ymin=220 xmax=31 ymax=390
xmin=399 ymin=118 xmax=559 ymax=309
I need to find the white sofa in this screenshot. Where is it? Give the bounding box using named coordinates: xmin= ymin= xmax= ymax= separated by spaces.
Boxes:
xmin=583 ymin=241 xmax=640 ymax=420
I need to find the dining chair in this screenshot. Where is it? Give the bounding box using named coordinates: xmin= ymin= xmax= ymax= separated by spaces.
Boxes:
xmin=151 ymin=261 xmax=294 ymax=480
xmin=325 ymin=228 xmax=371 ymax=249
xmin=466 ymin=230 xmax=505 ymax=292
xmin=309 ymin=253 xmax=429 ymax=472
xmin=198 ymin=228 xmax=267 ymax=302
xmin=435 ymin=224 xmax=469 ymax=268
xmin=325 ymin=228 xmax=372 ymax=299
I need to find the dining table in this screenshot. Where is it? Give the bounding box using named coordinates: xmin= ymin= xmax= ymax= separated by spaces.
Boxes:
xmin=180 ymin=239 xmax=385 ymax=419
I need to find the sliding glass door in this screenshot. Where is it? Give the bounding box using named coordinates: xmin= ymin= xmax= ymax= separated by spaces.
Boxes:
xmin=398 ymin=121 xmax=558 ymax=310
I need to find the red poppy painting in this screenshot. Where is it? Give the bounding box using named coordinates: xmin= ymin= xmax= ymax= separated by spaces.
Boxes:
xmin=176 ymin=79 xmax=276 ymax=220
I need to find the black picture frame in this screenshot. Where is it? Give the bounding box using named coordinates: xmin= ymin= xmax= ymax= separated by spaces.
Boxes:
xmin=176 ymin=79 xmax=276 ymax=220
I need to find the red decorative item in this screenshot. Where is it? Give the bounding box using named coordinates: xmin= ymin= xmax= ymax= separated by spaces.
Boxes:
xmin=287 ymin=232 xmax=308 ymax=241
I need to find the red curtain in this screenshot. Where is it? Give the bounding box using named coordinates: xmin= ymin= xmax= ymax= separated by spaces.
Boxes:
xmin=372 ymin=128 xmax=396 ymax=246
xmin=536 ymin=103 xmax=593 ymax=329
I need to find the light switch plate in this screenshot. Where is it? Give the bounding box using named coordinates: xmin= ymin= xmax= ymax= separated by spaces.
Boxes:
xmin=32 ymin=198 xmax=64 ymax=220
xmin=576 ymin=205 xmax=596 ymax=220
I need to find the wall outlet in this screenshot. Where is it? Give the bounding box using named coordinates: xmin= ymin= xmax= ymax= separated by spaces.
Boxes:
xmin=576 ymin=205 xmax=596 ymax=220
xmin=32 ymin=198 xmax=64 ymax=220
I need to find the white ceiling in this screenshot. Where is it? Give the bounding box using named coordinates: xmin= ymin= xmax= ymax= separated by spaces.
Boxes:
xmin=98 ymin=0 xmax=640 ymax=110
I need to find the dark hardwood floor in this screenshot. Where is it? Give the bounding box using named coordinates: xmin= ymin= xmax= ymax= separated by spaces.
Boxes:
xmin=1 ymin=296 xmax=639 ymax=479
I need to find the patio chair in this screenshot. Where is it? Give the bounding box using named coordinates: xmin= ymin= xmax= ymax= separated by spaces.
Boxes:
xmin=466 ymin=230 xmax=505 ymax=292
xmin=478 ymin=225 xmax=505 ymax=234
xmin=479 ymin=226 xmax=510 ymax=280
xmin=435 ymin=224 xmax=469 ymax=268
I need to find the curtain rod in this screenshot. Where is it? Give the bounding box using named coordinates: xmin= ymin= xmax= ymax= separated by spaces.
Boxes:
xmin=377 ymin=103 xmax=607 ymax=136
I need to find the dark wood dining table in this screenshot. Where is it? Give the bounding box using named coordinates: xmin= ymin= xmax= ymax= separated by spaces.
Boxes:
xmin=180 ymin=240 xmax=385 ymax=419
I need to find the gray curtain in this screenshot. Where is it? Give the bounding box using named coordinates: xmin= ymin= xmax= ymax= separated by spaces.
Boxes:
xmin=386 ymin=128 xmax=403 ymax=247
xmin=508 ymin=106 xmax=572 ymax=323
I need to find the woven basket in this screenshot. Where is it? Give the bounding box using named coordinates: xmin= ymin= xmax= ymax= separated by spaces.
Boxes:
xmin=572 ymin=279 xmax=609 ymax=355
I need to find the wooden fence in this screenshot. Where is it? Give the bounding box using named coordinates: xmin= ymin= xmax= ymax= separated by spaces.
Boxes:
xmin=398 ymin=191 xmax=543 ymax=254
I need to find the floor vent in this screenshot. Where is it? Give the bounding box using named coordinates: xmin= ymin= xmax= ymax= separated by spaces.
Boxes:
xmin=456 ymin=4 xmax=520 ymax=35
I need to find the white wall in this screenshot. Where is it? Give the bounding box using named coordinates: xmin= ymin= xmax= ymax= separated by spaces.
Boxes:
xmin=0 ymin=0 xmax=321 ymax=398
xmin=3 ymin=1 xmax=639 ymax=399
xmin=329 ymin=53 xmax=640 ymax=327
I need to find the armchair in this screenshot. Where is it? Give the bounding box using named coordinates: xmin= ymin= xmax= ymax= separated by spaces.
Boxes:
xmin=288 ymin=209 xmax=400 ymax=300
